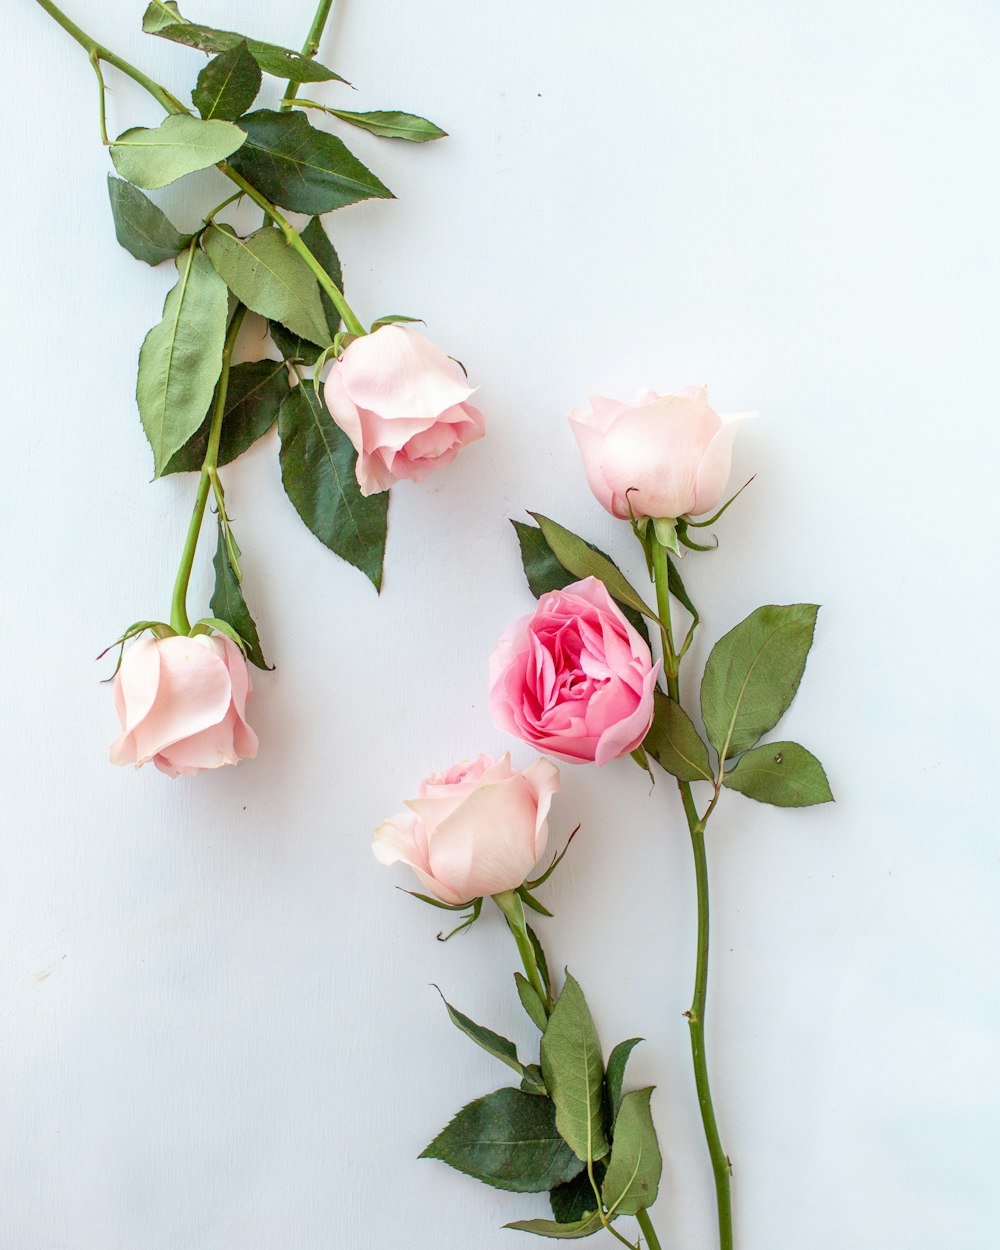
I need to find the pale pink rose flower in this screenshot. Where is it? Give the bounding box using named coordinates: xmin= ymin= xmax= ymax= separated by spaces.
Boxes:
xmin=323 ymin=325 xmax=485 ymax=496
xmin=373 ymin=753 xmax=560 ymax=904
xmin=569 ymin=386 xmax=755 ymax=520
xmin=490 ymin=577 xmax=659 ymax=767
xmin=110 ymin=634 xmax=258 ymax=778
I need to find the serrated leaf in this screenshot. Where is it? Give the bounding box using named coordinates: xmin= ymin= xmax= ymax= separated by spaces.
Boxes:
xmin=209 ymin=521 xmax=270 ymax=670
xmin=106 ymin=176 xmax=189 ymax=265
xmin=162 ymin=358 xmax=289 ymax=474
xmin=323 ymin=107 xmax=447 ymax=142
xmin=604 ymin=1039 xmax=642 ymax=1125
xmin=192 ymin=41 xmax=261 ymax=121
xmin=110 ymin=113 xmax=246 ymax=189
xmin=516 ymin=972 xmax=549 ymax=1032
xmin=229 ymin=109 xmax=393 ymax=215
xmin=722 ymin=741 xmax=833 ymax=807
xmin=136 ymin=245 xmax=228 ymax=475
xmin=301 ymin=216 xmax=343 ymax=337
xmin=643 ymin=692 xmax=713 ymax=782
xmin=549 ymin=1160 xmax=606 ymax=1226
xmin=269 ymin=321 xmax=322 ymax=366
xmin=540 ymin=973 xmax=608 ymax=1164
xmin=506 ymin=1213 xmax=605 ymax=1239
xmin=141 ymin=2 xmax=345 ymax=83
xmin=421 ymin=1088 xmax=584 ymax=1194
xmin=601 ymin=1088 xmax=661 ymax=1216
xmin=701 ymin=604 xmax=819 ymax=759
xmin=204 ymin=225 xmax=331 ymax=347
xmin=437 ymin=991 xmax=523 ymax=1076
xmin=277 ymin=384 xmax=388 ymax=589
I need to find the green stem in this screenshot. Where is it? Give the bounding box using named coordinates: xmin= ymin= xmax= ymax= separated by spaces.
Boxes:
xmin=34 ymin=0 xmax=187 ymax=114
xmin=169 ymin=304 xmax=246 ymax=634
xmin=651 ymin=537 xmax=734 ymax=1250
xmin=635 ymin=1208 xmax=663 ymax=1250
xmin=492 ymin=891 xmax=552 ymax=1015
xmin=282 ymin=0 xmax=336 ymax=109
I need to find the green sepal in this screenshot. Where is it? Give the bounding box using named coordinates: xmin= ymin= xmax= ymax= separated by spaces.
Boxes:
xmin=370 ymin=314 xmax=424 ymax=331
xmin=433 ymin=987 xmax=524 ymax=1077
xmin=189 ymin=617 xmax=248 ymax=653
xmin=685 ymin=475 xmax=755 ymax=527
xmin=515 ymin=974 xmax=549 ymax=1032
xmin=651 ymin=516 xmax=681 ymax=555
xmin=524 ymin=826 xmax=579 ymax=891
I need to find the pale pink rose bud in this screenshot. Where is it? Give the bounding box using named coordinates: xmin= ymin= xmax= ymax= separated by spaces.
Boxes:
xmin=373 ymin=753 xmax=560 ymax=904
xmin=490 ymin=577 xmax=659 ymax=767
xmin=109 ymin=634 xmax=258 ymax=778
xmin=323 ymin=324 xmax=486 ymax=497
xmin=568 ymin=386 xmax=755 ymax=521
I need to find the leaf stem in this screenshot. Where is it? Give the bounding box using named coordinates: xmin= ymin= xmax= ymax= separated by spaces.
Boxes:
xmin=493 ymin=891 xmax=552 ymax=1014
xmin=169 ymin=304 xmax=247 ymax=634
xmin=635 ymin=1209 xmax=662 ymax=1250
xmin=651 ymin=537 xmax=734 ymax=1250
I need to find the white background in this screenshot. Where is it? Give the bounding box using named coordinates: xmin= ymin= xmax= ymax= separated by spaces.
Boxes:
xmin=3 ymin=1 xmax=999 ymax=1247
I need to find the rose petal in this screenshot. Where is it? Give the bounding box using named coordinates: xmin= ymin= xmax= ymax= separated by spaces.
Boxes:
xmin=691 ymin=411 xmax=756 ymax=516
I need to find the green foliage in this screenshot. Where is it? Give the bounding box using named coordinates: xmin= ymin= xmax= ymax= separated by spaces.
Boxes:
xmin=600 ymin=1088 xmax=661 ymax=1216
xmin=192 ymin=41 xmax=261 ymax=121
xmin=643 ymin=691 xmax=714 ymax=783
xmin=319 ymin=106 xmax=447 ymax=142
xmin=277 ymin=384 xmax=389 ymax=590
xmin=701 ymin=604 xmax=819 ymax=759
xmin=549 ymin=1161 xmax=606 ymax=1226
xmin=604 ymin=1038 xmax=642 ymax=1125
xmin=270 ymin=217 xmax=343 ymax=359
xmin=505 ymin=1213 xmax=605 ymax=1239
xmin=515 ymin=972 xmax=550 ymax=1032
xmin=110 ymin=114 xmax=246 ymax=189
xmin=209 ymin=521 xmax=270 ymax=670
xmin=136 ymin=245 xmax=228 ymax=476
xmin=106 ymin=176 xmax=189 ymax=265
xmin=723 ymin=741 xmax=833 ymax=807
xmin=540 ymin=973 xmax=608 ymax=1164
xmin=437 ymin=991 xmax=525 ymax=1077
xmin=228 ymin=110 xmax=393 ymax=215
xmin=204 ymin=225 xmax=331 ymax=347
xmin=163 ymin=359 xmax=289 ymax=474
xmin=421 ymin=1087 xmax=584 ymax=1194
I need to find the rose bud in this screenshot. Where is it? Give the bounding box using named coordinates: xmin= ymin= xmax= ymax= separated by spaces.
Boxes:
xmin=490 ymin=576 xmax=659 ymax=766
xmin=373 ymin=753 xmax=560 ymax=904
xmin=569 ymin=386 xmax=755 ymax=521
xmin=323 ymin=324 xmax=485 ymax=496
xmin=109 ymin=633 xmax=258 ymax=778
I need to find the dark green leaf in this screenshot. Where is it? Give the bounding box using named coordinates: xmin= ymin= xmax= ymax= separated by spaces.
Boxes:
xmin=277 ymin=384 xmax=388 ymax=590
xmin=209 ymin=521 xmax=270 ymax=670
xmin=204 ymin=225 xmax=331 ymax=347
xmin=668 ymin=553 xmax=700 ymax=640
xmin=192 ymin=41 xmax=261 ymax=121
xmin=701 ymin=604 xmax=819 ymax=759
xmin=229 ymin=110 xmax=393 ymax=215
xmin=110 ymin=114 xmax=246 ymax=189
xmin=323 ymin=107 xmax=447 ymax=142
xmin=106 ymin=176 xmax=189 ymax=265
xmin=436 ymin=991 xmax=524 ymax=1076
xmin=505 ymin=1214 xmax=605 ymax=1239
xmin=604 ymin=1039 xmax=642 ymax=1125
xmin=527 ymin=925 xmax=551 ymax=999
xmin=722 ymin=741 xmax=833 ymax=807
xmin=527 ymin=514 xmax=657 ymax=624
xmin=550 ymin=1160 xmax=606 ymax=1226
xmin=643 ymin=691 xmax=714 ymax=782
xmin=540 ymin=973 xmax=608 ymax=1164
xmin=269 ymin=322 xmax=322 ymax=365
xmin=137 ymin=245 xmax=229 ymax=475
xmin=601 ymin=1088 xmax=661 ymax=1216
xmin=141 ymin=2 xmax=345 ymax=83
xmin=421 ymin=1087 xmax=584 ymax=1194
xmin=301 ymin=216 xmax=343 ymax=337
xmin=520 ymin=1064 xmax=547 ymax=1096
xmin=515 ymin=972 xmax=549 ymax=1032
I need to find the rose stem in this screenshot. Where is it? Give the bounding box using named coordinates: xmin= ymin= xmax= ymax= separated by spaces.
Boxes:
xmin=651 ymin=538 xmax=734 ymax=1250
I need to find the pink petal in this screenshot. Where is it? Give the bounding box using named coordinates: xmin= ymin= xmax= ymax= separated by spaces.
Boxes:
xmin=129 ymin=636 xmax=233 ymax=765
xmin=339 ymin=326 xmax=475 ymax=423
xmin=691 ymin=411 xmax=756 ymax=516
xmin=428 ymin=776 xmax=541 ymax=899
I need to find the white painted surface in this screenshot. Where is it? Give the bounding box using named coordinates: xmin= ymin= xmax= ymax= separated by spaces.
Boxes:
xmin=3 ymin=1 xmax=998 ymax=1247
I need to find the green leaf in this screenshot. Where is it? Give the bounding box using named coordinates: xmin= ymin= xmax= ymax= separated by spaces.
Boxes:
xmin=506 ymin=1213 xmax=605 ymax=1239
xmin=269 ymin=322 xmax=322 ymax=366
xmin=643 ymin=692 xmax=714 ymax=783
xmin=604 ymin=1039 xmax=642 ymax=1125
xmin=436 ymin=991 xmax=524 ymax=1076
xmin=162 ymin=358 xmax=289 ymax=475
xmin=277 ymin=384 xmax=388 ymax=590
xmin=141 ymin=2 xmax=345 ymax=83
xmin=701 ymin=604 xmax=819 ymax=759
xmin=229 ymin=110 xmax=393 ymax=215
xmin=540 ymin=973 xmax=608 ymax=1164
xmin=321 ymin=106 xmax=447 ymax=142
xmin=421 ymin=1088 xmax=584 ymax=1194
xmin=110 ymin=113 xmax=246 ymax=189
xmin=192 ymin=41 xmax=261 ymax=121
xmin=601 ymin=1088 xmax=662 ymax=1216
xmin=204 ymin=225 xmax=331 ymax=347
xmin=520 ymin=1064 xmax=547 ymax=1096
xmin=528 ymin=925 xmax=552 ymax=999
xmin=527 ymin=514 xmax=657 ymax=625
xmin=515 ymin=972 xmax=549 ymax=1032
xmin=106 ymin=176 xmax=189 ymax=265
xmin=209 ymin=522 xmax=270 ymax=670
xmin=137 ymin=244 xmax=228 ymax=476
xmin=301 ymin=216 xmax=343 ymax=337
xmin=722 ymin=741 xmax=833 ymax=807
xmin=549 ymin=1160 xmax=606 ymax=1229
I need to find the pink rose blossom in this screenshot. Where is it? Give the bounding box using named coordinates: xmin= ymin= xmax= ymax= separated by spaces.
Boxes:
xmin=110 ymin=633 xmax=258 ymax=778
xmin=323 ymin=324 xmax=485 ymax=496
xmin=569 ymin=386 xmax=755 ymax=520
xmin=490 ymin=577 xmax=659 ymax=766
xmin=373 ymin=753 xmax=560 ymax=904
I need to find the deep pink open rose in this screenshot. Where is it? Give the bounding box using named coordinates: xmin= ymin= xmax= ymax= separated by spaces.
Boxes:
xmin=490 ymin=577 xmax=659 ymax=766
xmin=569 ymin=386 xmax=754 ymax=520
xmin=323 ymin=324 xmax=485 ymax=496
xmin=373 ymin=753 xmax=560 ymax=904
xmin=110 ymin=634 xmax=258 ymax=777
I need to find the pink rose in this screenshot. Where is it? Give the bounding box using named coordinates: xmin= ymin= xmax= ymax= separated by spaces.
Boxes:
xmin=110 ymin=633 xmax=258 ymax=777
xmin=373 ymin=753 xmax=560 ymax=904
xmin=490 ymin=576 xmax=659 ymax=766
xmin=569 ymin=386 xmax=755 ymax=520
xmin=323 ymin=324 xmax=486 ymax=496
